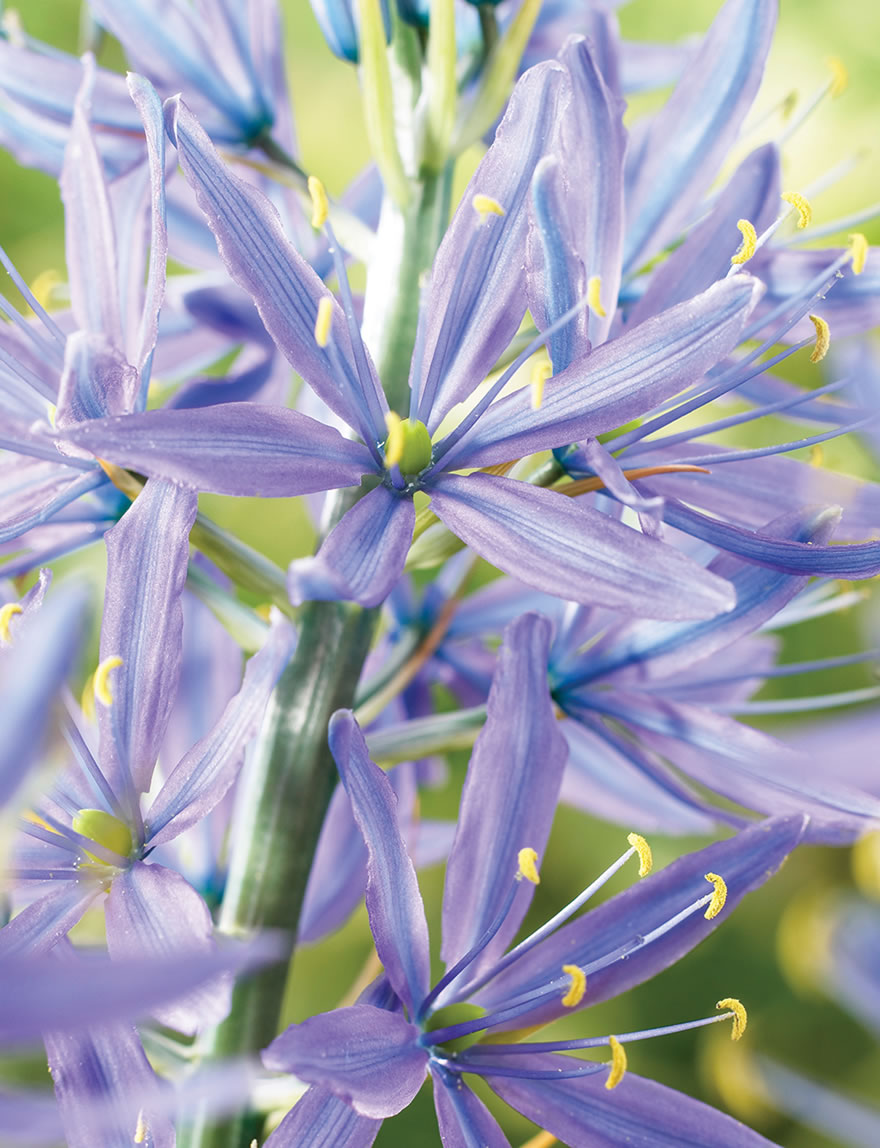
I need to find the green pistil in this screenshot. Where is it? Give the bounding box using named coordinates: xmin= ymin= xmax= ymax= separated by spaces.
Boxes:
xmin=384 ymin=417 xmax=433 ymax=476
xmin=72 ymin=808 xmax=133 ymax=863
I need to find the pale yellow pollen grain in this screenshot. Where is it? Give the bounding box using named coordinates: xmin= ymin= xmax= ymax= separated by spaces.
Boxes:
xmin=314 ymin=296 xmax=334 ymax=348
xmin=849 ymin=232 xmax=868 ymax=275
xmin=704 ymin=872 xmax=728 ymax=919
xmin=561 ymin=964 xmax=586 ymax=1008
xmin=587 ymin=275 xmax=607 ymax=318
xmin=0 ymin=602 xmax=23 ymax=644
xmin=517 ymin=847 xmax=540 ymax=885
xmin=781 ymin=190 xmax=812 ymax=229
xmin=94 ymin=655 xmax=123 ymax=707
xmin=472 ymin=193 xmax=505 ymax=222
xmin=716 ymin=997 xmax=748 ymax=1041
xmin=605 ymin=1036 xmax=627 ymax=1090
xmin=730 ymin=219 xmax=757 ymax=266
xmin=808 ymin=314 xmax=830 ymax=363
xmin=530 ymin=360 xmax=552 ymax=410
xmin=626 ymin=832 xmax=653 ymax=877
xmin=307 ymin=175 xmax=329 ymax=229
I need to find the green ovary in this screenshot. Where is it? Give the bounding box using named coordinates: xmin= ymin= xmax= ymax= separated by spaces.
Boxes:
xmin=72 ymin=808 xmax=133 ymax=862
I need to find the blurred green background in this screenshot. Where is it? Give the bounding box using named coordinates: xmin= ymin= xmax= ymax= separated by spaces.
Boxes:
xmin=1 ymin=2 xmax=879 ymax=1146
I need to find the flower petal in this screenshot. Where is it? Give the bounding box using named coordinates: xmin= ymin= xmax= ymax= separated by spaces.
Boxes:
xmin=263 ymin=1005 xmax=427 ymax=1119
xmin=429 ymin=473 xmax=735 ymax=620
xmin=263 ymin=1086 xmax=382 ymax=1148
xmin=431 ymin=1065 xmax=511 ymax=1148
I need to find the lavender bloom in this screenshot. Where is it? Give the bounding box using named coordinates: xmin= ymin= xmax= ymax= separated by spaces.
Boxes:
xmin=262 ymin=616 xmax=805 ymax=1145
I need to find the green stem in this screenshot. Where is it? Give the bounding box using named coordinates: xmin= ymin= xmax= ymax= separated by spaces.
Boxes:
xmin=360 ymin=163 xmax=454 ymax=416
xmin=189 ymin=512 xmax=293 ymax=617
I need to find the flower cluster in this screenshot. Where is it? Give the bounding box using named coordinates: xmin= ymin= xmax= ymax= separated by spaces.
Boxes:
xmin=0 ymin=0 xmax=878 ymax=1145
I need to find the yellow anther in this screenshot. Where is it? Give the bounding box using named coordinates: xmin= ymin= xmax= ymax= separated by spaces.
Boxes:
xmin=530 ymin=359 xmax=552 ymax=410
xmin=716 ymin=998 xmax=748 ymax=1041
xmin=627 ymin=832 xmax=653 ymax=877
xmin=808 ymin=313 xmax=830 ymax=363
xmin=94 ymin=655 xmax=123 ymax=707
xmin=519 ymin=1133 xmax=557 ymax=1148
xmin=0 ymin=602 xmax=23 ymax=644
xmin=384 ymin=411 xmax=404 ymax=469
xmin=704 ymin=872 xmax=728 ymax=919
xmin=809 ymin=444 xmax=824 ymax=467
xmin=827 ymin=56 xmax=848 ymax=98
xmin=517 ymin=847 xmax=540 ymax=885
xmin=307 ymin=175 xmax=329 ymax=229
xmin=849 ymin=233 xmax=868 ymax=275
xmin=314 ymin=296 xmax=334 ymax=348
xmin=561 ymin=964 xmax=586 ymax=1008
xmin=605 ymin=1035 xmax=627 ymax=1090
xmin=96 ymin=458 xmax=143 ymax=501
xmin=30 ymin=268 xmax=62 ymax=312
xmin=134 ymin=1111 xmax=147 ymax=1144
xmin=852 ymin=830 xmax=880 ymax=898
xmin=730 ymin=219 xmax=757 ymax=266
xmin=781 ymin=191 xmax=812 ymax=230
xmin=587 ymin=275 xmax=607 ymax=318
xmin=472 ymin=193 xmax=505 ymax=222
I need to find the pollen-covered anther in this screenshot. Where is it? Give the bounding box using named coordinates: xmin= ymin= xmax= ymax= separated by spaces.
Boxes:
xmin=517 ymin=847 xmax=540 ymax=885
xmin=561 ymin=964 xmax=586 ymax=1008
xmin=849 ymin=232 xmax=868 ymax=275
xmin=587 ymin=275 xmax=607 ymax=318
xmin=605 ymin=1035 xmax=627 ymax=1090
xmin=730 ymin=219 xmax=757 ymax=266
xmin=307 ymin=175 xmax=329 ymax=229
xmin=781 ymin=190 xmax=812 ymax=229
xmin=314 ymin=296 xmax=334 ymax=348
xmin=94 ymin=655 xmax=123 ymax=707
xmin=627 ymin=832 xmax=653 ymax=877
xmin=828 ymin=56 xmax=848 ymax=98
xmin=472 ymin=193 xmax=505 ymax=222
xmin=808 ymin=313 xmax=830 ymax=363
xmin=530 ymin=360 xmax=552 ymax=410
xmin=716 ymin=997 xmax=748 ymax=1041
xmin=0 ymin=603 xmax=23 ymax=644
xmin=703 ymin=872 xmax=728 ymax=919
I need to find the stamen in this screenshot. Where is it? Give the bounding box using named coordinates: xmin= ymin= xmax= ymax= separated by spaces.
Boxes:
xmin=827 ymin=56 xmax=848 ymax=98
xmin=704 ymin=872 xmax=728 ymax=919
xmin=472 ymin=193 xmax=505 ymax=222
xmin=517 ymin=847 xmax=540 ymax=885
xmin=307 ymin=175 xmax=329 ymax=229
xmin=782 ymin=90 xmax=798 ymax=119
xmin=530 ymin=360 xmax=552 ymax=410
xmin=519 ymin=1132 xmax=557 ymax=1148
xmin=94 ymin=655 xmax=123 ymax=707
xmin=717 ymin=998 xmax=748 ymax=1040
xmin=626 ymin=832 xmax=653 ymax=877
xmin=561 ymin=965 xmax=586 ymax=1008
xmin=808 ymin=313 xmax=830 ymax=363
xmin=605 ymin=1036 xmax=627 ymax=1090
xmin=96 ymin=458 xmax=143 ymax=501
xmin=0 ymin=603 xmax=23 ymax=644
xmin=134 ymin=1110 xmax=147 ymax=1144
xmin=314 ymin=296 xmax=333 ymax=348
xmin=730 ymin=219 xmax=757 ymax=266
xmin=781 ymin=191 xmax=812 ymax=229
xmin=587 ymin=276 xmax=607 ymax=318
xmin=30 ymin=269 xmax=63 ymax=312
xmin=849 ymin=232 xmax=868 ymax=274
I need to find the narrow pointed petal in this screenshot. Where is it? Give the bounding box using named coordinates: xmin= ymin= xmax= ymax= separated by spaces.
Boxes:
xmin=328 ymin=711 xmax=431 ymax=1013
xmin=430 ymin=473 xmax=735 ymax=620
xmin=623 ymin=0 xmax=776 ymax=272
xmin=0 ymin=882 xmax=100 ymax=959
xmin=164 ymin=96 xmax=380 ymax=434
xmin=441 ymin=614 xmax=567 ymax=976
xmin=104 ymin=863 xmax=230 ymax=1034
xmin=419 ymin=62 xmax=570 ymax=427
xmin=0 ymin=460 xmax=104 ymax=545
xmin=752 ymin=247 xmax=880 ymax=338
xmin=447 ymin=276 xmax=762 ymax=469
xmin=61 ymin=55 xmax=123 ymax=345
xmin=99 ymin=478 xmax=197 ymax=799
xmin=431 ymin=1066 xmax=511 ymax=1147
xmin=263 ymin=1005 xmax=427 ymax=1119
xmin=288 ymin=485 xmax=414 ymax=608
xmin=55 ymin=330 xmax=138 ymax=427
xmin=474 ymin=816 xmax=807 ymax=1029
xmin=490 ymin=1059 xmax=780 ymax=1147
xmin=263 ymin=1086 xmax=381 ymax=1148
xmin=61 ymin=403 xmax=372 ymax=496
xmin=146 ymin=615 xmax=297 ymax=845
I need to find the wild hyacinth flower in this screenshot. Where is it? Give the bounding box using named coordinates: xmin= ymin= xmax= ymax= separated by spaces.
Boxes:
xmin=260 ymin=616 xmax=806 ymax=1145
xmin=63 ymin=60 xmax=765 ymax=622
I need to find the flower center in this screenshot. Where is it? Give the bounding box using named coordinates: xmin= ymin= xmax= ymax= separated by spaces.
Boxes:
xmin=71 ymin=808 xmax=133 ymax=864
xmin=384 ymin=414 xmax=433 ymax=475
